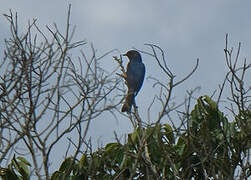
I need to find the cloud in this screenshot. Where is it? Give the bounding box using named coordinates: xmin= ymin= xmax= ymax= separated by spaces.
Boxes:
xmin=1 ymin=0 xmax=251 ymax=174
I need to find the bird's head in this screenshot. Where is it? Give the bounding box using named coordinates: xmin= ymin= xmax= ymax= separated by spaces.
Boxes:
xmin=123 ymin=50 xmax=142 ymax=62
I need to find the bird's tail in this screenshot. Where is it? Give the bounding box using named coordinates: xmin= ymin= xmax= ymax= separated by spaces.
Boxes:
xmin=121 ymin=90 xmax=135 ymax=112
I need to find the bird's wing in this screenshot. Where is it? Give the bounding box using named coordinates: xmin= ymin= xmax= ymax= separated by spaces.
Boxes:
xmin=126 ymin=62 xmax=145 ymax=95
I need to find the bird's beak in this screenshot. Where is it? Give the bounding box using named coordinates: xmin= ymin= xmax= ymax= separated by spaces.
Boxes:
xmin=122 ymin=53 xmax=127 ymax=56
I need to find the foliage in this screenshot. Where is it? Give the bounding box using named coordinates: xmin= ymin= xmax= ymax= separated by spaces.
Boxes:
xmin=46 ymin=96 xmax=250 ymax=180
xmin=3 ymin=96 xmax=249 ymax=179
xmin=0 ymin=155 xmax=31 ymax=180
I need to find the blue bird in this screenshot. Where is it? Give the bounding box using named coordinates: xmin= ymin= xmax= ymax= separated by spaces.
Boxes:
xmin=121 ymin=50 xmax=145 ymax=112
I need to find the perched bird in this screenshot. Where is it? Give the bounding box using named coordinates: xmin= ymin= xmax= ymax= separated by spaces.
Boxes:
xmin=121 ymin=50 xmax=145 ymax=112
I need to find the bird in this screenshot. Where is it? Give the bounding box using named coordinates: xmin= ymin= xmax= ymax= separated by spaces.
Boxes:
xmin=121 ymin=50 xmax=145 ymax=112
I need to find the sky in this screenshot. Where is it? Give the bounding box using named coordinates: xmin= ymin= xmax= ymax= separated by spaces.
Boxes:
xmin=1 ymin=0 xmax=251 ymax=174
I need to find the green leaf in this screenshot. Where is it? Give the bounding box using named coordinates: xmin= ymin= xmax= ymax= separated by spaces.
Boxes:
xmin=16 ymin=157 xmax=31 ymax=167
xmin=190 ymin=100 xmax=204 ymax=132
xmin=128 ymin=128 xmax=140 ymax=146
xmin=59 ymin=157 xmax=75 ymax=172
xmin=204 ymin=95 xmax=217 ymax=109
xmin=105 ymin=143 xmax=120 ymax=152
xmin=79 ymin=154 xmax=86 ymax=169
xmin=163 ymin=123 xmax=174 ymax=144
xmin=0 ymin=168 xmax=20 ymax=180
xmin=11 ymin=155 xmax=30 ymax=180
xmin=119 ymin=153 xmax=128 ymax=169
xmin=17 ymin=161 xmax=29 ymax=179
xmin=51 ymin=171 xmax=63 ymax=180
xmin=176 ymin=142 xmax=185 ymax=156
xmin=175 ymin=135 xmax=187 ymax=156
